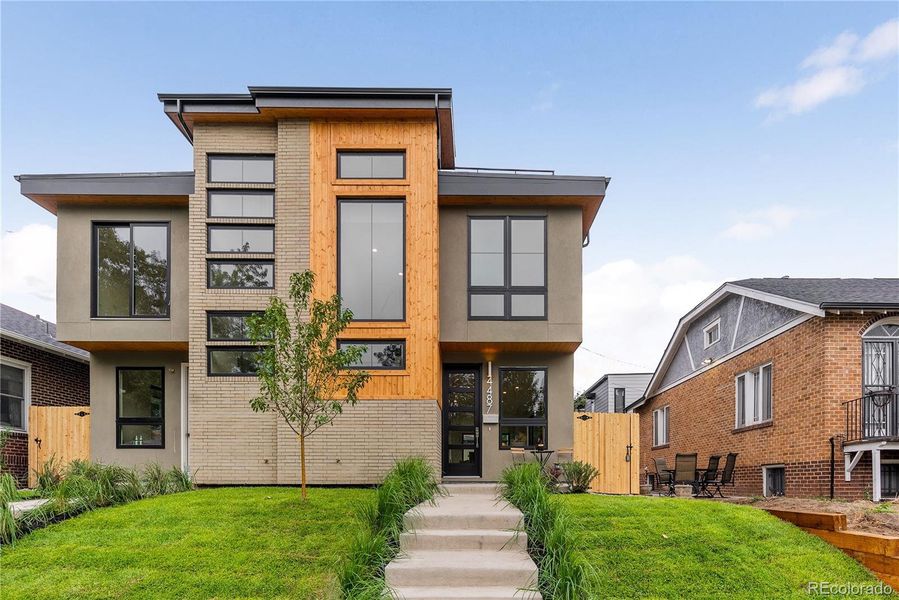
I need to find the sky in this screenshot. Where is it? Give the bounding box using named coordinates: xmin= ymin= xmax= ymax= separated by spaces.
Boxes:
xmin=2 ymin=2 xmax=897 ymax=391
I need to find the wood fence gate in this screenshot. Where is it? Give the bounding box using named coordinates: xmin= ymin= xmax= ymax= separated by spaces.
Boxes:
xmin=28 ymin=406 xmax=91 ymax=488
xmin=573 ymin=412 xmax=640 ymax=494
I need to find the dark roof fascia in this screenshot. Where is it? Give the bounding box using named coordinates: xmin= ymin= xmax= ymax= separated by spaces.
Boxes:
xmin=821 ymin=302 xmax=899 ymax=310
xmin=15 ymin=172 xmax=195 ymax=196
xmin=439 ymin=171 xmax=610 ymax=197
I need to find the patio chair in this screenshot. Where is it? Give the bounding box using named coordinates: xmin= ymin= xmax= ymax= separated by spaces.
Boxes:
xmin=707 ymin=452 xmax=738 ymax=498
xmin=697 ymin=455 xmax=721 ymax=498
xmin=673 ymin=453 xmax=699 ymax=495
xmin=510 ymin=447 xmax=527 ymax=465
xmin=653 ymin=457 xmax=674 ymax=495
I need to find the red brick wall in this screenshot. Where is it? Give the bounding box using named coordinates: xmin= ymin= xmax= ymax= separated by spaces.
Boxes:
xmin=638 ymin=313 xmax=898 ymax=500
xmin=0 ymin=336 xmax=90 ymax=487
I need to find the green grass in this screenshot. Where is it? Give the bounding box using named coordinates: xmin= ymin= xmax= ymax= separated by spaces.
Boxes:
xmin=561 ymin=495 xmax=893 ymax=599
xmin=1 ymin=487 xmax=372 ymax=600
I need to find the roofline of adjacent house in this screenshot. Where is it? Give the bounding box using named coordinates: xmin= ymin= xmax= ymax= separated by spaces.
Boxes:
xmin=821 ymin=302 xmax=899 ymax=310
xmin=583 ymin=371 xmax=653 ymax=394
xmin=1 ymin=330 xmax=89 ymax=363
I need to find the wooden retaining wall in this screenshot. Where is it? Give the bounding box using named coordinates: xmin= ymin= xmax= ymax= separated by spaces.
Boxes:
xmin=765 ymin=508 xmax=899 ymax=588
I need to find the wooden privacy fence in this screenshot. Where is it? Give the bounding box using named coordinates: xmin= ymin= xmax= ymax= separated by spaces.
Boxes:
xmin=28 ymin=406 xmax=91 ymax=488
xmin=573 ymin=412 xmax=640 ymax=494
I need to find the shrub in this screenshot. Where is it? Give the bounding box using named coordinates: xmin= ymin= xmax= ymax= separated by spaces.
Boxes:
xmin=500 ymin=463 xmax=592 ymax=599
xmin=141 ymin=463 xmax=169 ymax=497
xmin=0 ymin=473 xmax=20 ymax=544
xmin=34 ymin=455 xmax=62 ymax=494
xmin=561 ymin=461 xmax=598 ymax=493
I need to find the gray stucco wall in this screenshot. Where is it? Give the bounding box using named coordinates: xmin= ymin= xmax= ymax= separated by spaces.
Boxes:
xmin=439 ymin=206 xmax=582 ymax=344
xmin=55 ymin=204 xmax=189 ymax=343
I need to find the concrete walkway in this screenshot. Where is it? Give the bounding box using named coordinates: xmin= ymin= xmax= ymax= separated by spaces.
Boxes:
xmin=387 ymin=483 xmax=541 ymax=600
xmin=8 ymin=498 xmax=49 ymax=518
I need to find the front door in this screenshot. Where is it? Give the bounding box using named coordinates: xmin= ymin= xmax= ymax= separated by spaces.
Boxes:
xmin=442 ymin=365 xmax=481 ymax=477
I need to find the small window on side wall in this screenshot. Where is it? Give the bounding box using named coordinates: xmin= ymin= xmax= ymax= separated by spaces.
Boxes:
xmin=652 ymin=405 xmax=669 ymax=447
xmin=736 ymin=363 xmax=772 ymax=428
xmin=703 ymin=318 xmax=721 ymax=348
xmin=337 ymin=151 xmax=405 ymax=179
xmin=116 ymin=368 xmax=164 ymax=448
xmin=208 ymin=155 xmax=274 ymax=184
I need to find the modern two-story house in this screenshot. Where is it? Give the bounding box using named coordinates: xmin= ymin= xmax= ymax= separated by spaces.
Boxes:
xmin=631 ymin=278 xmax=899 ymax=501
xmin=15 ymin=86 xmax=609 ymax=485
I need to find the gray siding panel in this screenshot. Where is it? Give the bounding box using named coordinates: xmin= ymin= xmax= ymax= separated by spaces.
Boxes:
xmin=733 ymin=297 xmax=802 ymax=350
xmin=609 ymin=373 xmax=652 ymax=411
xmin=661 ymin=341 xmax=693 ymax=389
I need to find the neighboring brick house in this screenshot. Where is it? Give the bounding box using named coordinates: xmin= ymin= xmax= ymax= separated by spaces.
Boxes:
xmin=1 ymin=304 xmax=90 ymax=486
xmin=15 ymin=86 xmax=609 ymax=484
xmin=630 ymin=278 xmax=899 ymax=501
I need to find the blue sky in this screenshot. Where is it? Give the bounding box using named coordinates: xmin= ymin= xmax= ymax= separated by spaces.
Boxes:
xmin=2 ymin=2 xmax=897 ymax=387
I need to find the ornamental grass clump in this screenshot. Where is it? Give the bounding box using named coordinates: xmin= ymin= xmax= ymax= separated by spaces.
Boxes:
xmin=561 ymin=461 xmax=598 ymax=493
xmin=499 ymin=463 xmax=593 ymax=600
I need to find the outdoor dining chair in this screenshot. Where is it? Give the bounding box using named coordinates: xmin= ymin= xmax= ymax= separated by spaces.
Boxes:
xmin=673 ymin=453 xmax=699 ymax=494
xmin=697 ymin=455 xmax=721 ymax=497
xmin=653 ymin=457 xmax=674 ymax=495
xmin=706 ymin=452 xmax=738 ymax=497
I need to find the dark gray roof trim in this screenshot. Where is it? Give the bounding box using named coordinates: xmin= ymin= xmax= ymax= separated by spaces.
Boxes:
xmin=15 ymin=172 xmax=194 ymax=196
xmin=1 ymin=304 xmax=88 ymax=361
xmin=439 ymin=171 xmax=609 ymax=197
xmin=732 ymin=278 xmax=899 ymax=309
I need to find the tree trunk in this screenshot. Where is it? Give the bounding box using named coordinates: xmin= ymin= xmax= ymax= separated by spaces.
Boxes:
xmin=299 ymin=431 xmax=307 ymax=501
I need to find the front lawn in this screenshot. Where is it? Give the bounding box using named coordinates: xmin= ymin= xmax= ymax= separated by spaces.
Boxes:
xmin=562 ymin=495 xmax=891 ymax=599
xmin=1 ymin=487 xmax=372 ymax=599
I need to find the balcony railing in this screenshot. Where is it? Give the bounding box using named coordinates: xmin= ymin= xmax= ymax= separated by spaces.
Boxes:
xmin=843 ymin=391 xmax=899 ymax=444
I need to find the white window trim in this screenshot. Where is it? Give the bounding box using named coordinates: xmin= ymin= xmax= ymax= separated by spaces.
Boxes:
xmin=652 ymin=405 xmax=669 ymax=447
xmin=735 ymin=362 xmax=773 ymax=429
xmin=762 ymin=464 xmax=785 ymax=497
xmin=703 ymin=318 xmax=721 ymax=349
xmin=0 ymin=356 xmax=31 ymax=433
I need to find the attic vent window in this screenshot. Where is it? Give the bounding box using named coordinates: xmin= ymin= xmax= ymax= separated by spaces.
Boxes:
xmin=703 ymin=318 xmax=721 ymax=348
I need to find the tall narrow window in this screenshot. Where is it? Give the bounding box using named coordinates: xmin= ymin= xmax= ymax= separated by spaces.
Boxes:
xmin=94 ymin=223 xmax=169 ymax=318
xmin=338 ymin=200 xmax=404 ymax=321
xmin=499 ymin=368 xmax=548 ymax=449
xmin=469 ymin=216 xmax=546 ymax=320
xmin=337 ymin=151 xmax=405 ymax=179
xmin=208 ymin=155 xmax=274 ymax=184
xmin=652 ymin=405 xmax=669 ymax=446
xmin=736 ymin=363 xmax=773 ymax=427
xmin=116 ymin=368 xmax=164 ymax=448
xmin=1 ymin=361 xmax=29 ymax=431
xmin=614 ymin=388 xmax=626 ymax=413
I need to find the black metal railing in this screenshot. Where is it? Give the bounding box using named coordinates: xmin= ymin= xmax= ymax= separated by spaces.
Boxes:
xmin=843 ymin=391 xmax=899 ymax=443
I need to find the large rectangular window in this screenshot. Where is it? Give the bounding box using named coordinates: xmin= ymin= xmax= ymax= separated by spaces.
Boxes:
xmin=338 ymin=200 xmax=404 ymax=321
xmin=116 ymin=368 xmax=164 ymax=448
xmin=338 ymin=340 xmax=406 ymax=369
xmin=207 ymin=261 xmax=274 ymax=289
xmin=469 ymin=217 xmax=546 ymax=320
xmin=736 ymin=363 xmax=773 ymax=428
xmin=208 ymin=347 xmax=260 ymax=376
xmin=652 ymin=405 xmax=669 ymax=447
xmin=208 ymin=191 xmax=274 ymax=218
xmin=207 ymin=312 xmax=264 ymax=341
xmin=1 ymin=361 xmax=28 ymax=431
xmin=499 ymin=367 xmax=547 ymax=449
xmin=208 ymin=155 xmax=274 ymax=184
xmin=94 ymin=223 xmax=169 ymax=318
xmin=207 ymin=226 xmax=274 ymax=254
xmin=337 ymin=151 xmax=405 ymax=179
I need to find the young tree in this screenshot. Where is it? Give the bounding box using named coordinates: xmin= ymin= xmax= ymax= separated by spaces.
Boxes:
xmin=247 ymin=270 xmax=370 ymax=500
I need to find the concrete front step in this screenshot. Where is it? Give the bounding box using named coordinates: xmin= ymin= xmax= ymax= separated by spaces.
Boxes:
xmin=405 ymin=496 xmax=522 ymax=531
xmin=385 ymin=550 xmax=538 ymax=588
xmin=391 ymin=585 xmax=542 ymax=600
xmin=400 ymin=528 xmax=527 ymax=551
xmin=440 ymin=483 xmax=501 ymax=496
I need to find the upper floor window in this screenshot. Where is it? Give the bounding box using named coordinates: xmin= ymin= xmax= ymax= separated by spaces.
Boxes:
xmin=614 ymin=387 xmax=626 ymax=413
xmin=338 ymin=199 xmax=404 ymax=321
xmin=207 ymin=260 xmax=274 ymax=289
xmin=337 ymin=151 xmax=405 ymax=179
xmin=208 ymin=312 xmax=264 ymax=341
xmin=116 ymin=367 xmax=164 ymax=448
xmin=208 ymin=226 xmax=274 ymax=254
xmin=703 ymin=318 xmax=721 ymax=348
xmin=736 ymin=363 xmax=772 ymax=428
xmin=1 ymin=359 xmax=29 ymax=431
xmin=208 ymin=155 xmax=274 ymax=184
xmin=652 ymin=405 xmax=669 ymax=447
xmin=338 ymin=340 xmax=406 ymax=369
xmin=208 ymin=191 xmax=274 ymax=218
xmin=94 ymin=223 xmax=169 ymax=318
xmin=499 ymin=367 xmax=547 ymax=449
xmin=469 ymin=216 xmax=546 ymax=320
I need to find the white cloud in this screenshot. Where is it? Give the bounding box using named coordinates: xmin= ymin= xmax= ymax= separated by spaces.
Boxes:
xmin=532 ymin=82 xmax=561 ymax=112
xmin=576 ymin=256 xmax=718 ymax=391
xmin=757 ymin=19 xmax=898 ymax=118
xmin=721 ymin=205 xmax=804 ymax=241
xmin=1 ymin=224 xmax=57 ymax=321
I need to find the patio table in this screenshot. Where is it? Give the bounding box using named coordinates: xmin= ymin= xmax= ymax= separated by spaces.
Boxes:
xmin=530 ymin=449 xmax=555 ymax=471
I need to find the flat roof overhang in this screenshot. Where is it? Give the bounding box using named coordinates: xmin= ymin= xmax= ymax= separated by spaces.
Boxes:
xmin=15 ymin=172 xmax=194 ymax=214
xmin=438 ymin=171 xmax=610 ymax=238
xmin=159 ymin=86 xmax=456 ymax=168
xmin=440 ymin=341 xmax=581 ymax=354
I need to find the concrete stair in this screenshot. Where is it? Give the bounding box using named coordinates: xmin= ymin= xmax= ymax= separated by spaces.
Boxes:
xmin=387 ymin=483 xmax=541 ymax=600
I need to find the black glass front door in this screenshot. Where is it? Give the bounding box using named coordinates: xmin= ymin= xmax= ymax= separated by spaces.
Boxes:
xmin=443 ymin=366 xmax=481 ymax=477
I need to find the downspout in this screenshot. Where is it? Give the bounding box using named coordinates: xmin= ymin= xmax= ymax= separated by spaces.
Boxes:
xmin=434 ymin=93 xmax=442 ymax=170
xmin=176 ymin=99 xmax=193 ymax=144
xmin=829 ymin=436 xmax=836 ymax=499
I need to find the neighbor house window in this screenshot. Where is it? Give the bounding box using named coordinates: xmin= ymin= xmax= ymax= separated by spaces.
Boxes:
xmin=614 ymin=387 xmax=626 ymax=413
xmin=736 ymin=363 xmax=773 ymax=428
xmin=763 ymin=465 xmax=785 ymax=497
xmin=208 ymin=155 xmax=274 ymax=184
xmin=337 ymin=151 xmax=405 ymax=179
xmin=207 ymin=191 xmax=274 ymax=218
xmin=703 ymin=318 xmax=721 ymax=348
xmin=338 ymin=340 xmax=406 ymax=369
xmin=94 ymin=223 xmax=169 ymax=318
xmin=499 ymin=368 xmax=547 ymax=449
xmin=338 ymin=199 xmax=404 ymax=321
xmin=207 ymin=261 xmax=274 ymax=289
xmin=1 ymin=359 xmax=29 ymax=431
xmin=652 ymin=406 xmax=669 ymax=446
xmin=207 ymin=347 xmax=260 ymax=376
xmin=469 ymin=217 xmax=546 ymax=320
xmin=116 ymin=368 xmax=164 ymax=448
xmin=207 ymin=226 xmax=275 ymax=254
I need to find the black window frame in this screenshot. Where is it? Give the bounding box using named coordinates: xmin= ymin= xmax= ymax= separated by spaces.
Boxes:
xmin=206 ymin=190 xmax=275 ymax=219
xmin=207 ymin=260 xmax=275 ymax=289
xmin=468 ymin=216 xmax=547 ymax=321
xmin=336 ymin=197 xmax=406 ymax=322
xmin=207 ymin=311 xmax=264 ymax=341
xmin=207 ymin=346 xmax=261 ymax=377
xmin=92 ymin=221 xmax=171 ymax=319
xmin=337 ymin=150 xmax=406 ymax=180
xmin=207 ymin=154 xmax=275 ymax=184
xmin=498 ymin=366 xmax=549 ymax=450
xmin=613 ymin=387 xmax=626 ymax=413
xmin=206 ymin=224 xmax=275 ymax=254
xmin=115 ymin=367 xmax=165 ymax=449
xmin=338 ymin=339 xmax=407 ymax=370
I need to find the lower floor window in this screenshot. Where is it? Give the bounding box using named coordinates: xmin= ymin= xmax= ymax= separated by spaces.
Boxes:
xmin=338 ymin=340 xmax=406 ymax=369
xmin=499 ymin=367 xmax=547 ymax=449
xmin=1 ymin=361 xmax=28 ymax=431
xmin=883 ymin=462 xmax=899 ymax=497
xmin=116 ymin=368 xmax=164 ymax=448
xmin=764 ymin=465 xmax=785 ymax=497
xmin=208 ymin=347 xmax=260 ymax=376
xmin=652 ymin=405 xmax=669 ymax=446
